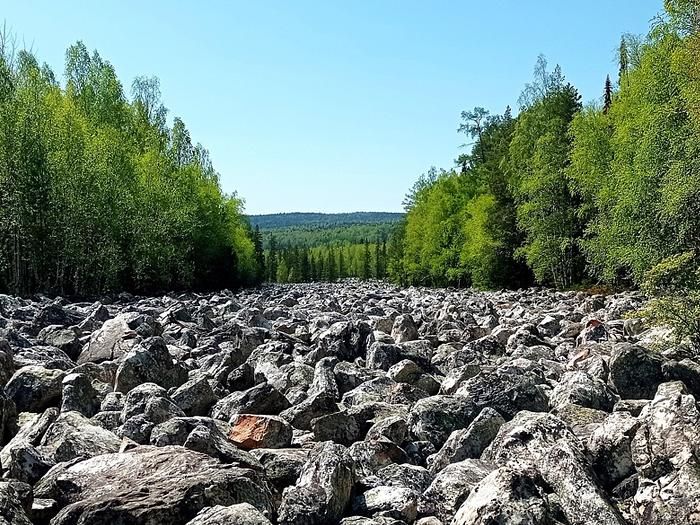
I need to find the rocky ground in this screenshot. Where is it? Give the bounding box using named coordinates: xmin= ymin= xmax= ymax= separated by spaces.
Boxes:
xmin=0 ymin=280 xmax=698 ymax=524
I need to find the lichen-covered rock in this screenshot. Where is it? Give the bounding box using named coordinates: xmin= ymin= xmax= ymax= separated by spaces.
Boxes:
xmin=549 ymin=371 xmax=618 ymax=412
xmin=418 ymin=459 xmax=494 ymax=522
xmin=171 ymin=377 xmax=218 ymax=416
xmin=186 ymin=503 xmax=273 ymax=525
xmin=278 ymin=441 xmax=355 ymax=525
xmin=630 ymin=381 xmax=700 ymax=524
xmin=4 ymin=365 xmax=65 ymax=412
xmin=428 ymin=407 xmax=504 ymax=473
xmin=451 ymin=465 xmax=556 ymax=525
xmin=60 ymin=372 xmax=101 ymax=417
xmin=587 ymin=411 xmax=639 ymax=489
xmin=483 ymin=411 xmax=626 ymax=525
xmin=408 ymin=395 xmax=477 ymax=448
xmin=34 ymin=445 xmax=274 ymax=525
xmin=114 ymin=337 xmax=188 ymax=393
xmin=352 ymin=486 xmax=418 ymax=522
xmin=38 ymin=410 xmax=121 ymax=462
xmin=77 ymin=314 xmax=136 ymax=364
xmin=212 ymin=383 xmax=291 ymax=422
xmin=391 ymin=315 xmax=419 ymax=344
xmin=609 ymin=343 xmax=665 ymax=399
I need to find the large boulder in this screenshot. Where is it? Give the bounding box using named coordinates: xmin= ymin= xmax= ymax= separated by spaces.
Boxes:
xmin=609 ymin=343 xmax=665 ymax=399
xmin=428 ymin=407 xmax=505 ymax=473
xmin=278 ymin=441 xmax=355 ymax=525
xmin=34 ymin=445 xmax=274 ymax=525
xmin=454 ymin=367 xmax=549 ymax=419
xmin=212 ymin=383 xmax=291 ymax=422
xmin=483 ymin=411 xmax=626 ymax=525
xmin=186 ymin=503 xmax=272 ymax=525
xmin=77 ymin=315 xmax=137 ymax=364
xmin=418 ymin=459 xmax=494 ymax=522
xmin=451 ymin=464 xmax=558 ymax=525
xmin=228 ymin=414 xmax=293 ymax=449
xmin=171 ymin=377 xmax=218 ymax=417
xmin=38 ymin=411 xmax=121 ymax=462
xmin=391 ymin=315 xmax=419 ymax=343
xmin=114 ymin=337 xmax=188 ymax=393
xmin=4 ymin=365 xmax=65 ymax=412
xmin=549 ymin=371 xmax=618 ymax=412
xmin=630 ymin=381 xmax=700 ymax=524
xmin=408 ymin=395 xmax=478 ymax=448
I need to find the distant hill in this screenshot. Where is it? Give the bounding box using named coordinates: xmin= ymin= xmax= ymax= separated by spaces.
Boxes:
xmin=247 ymin=212 xmax=404 ymax=249
xmin=248 ymin=212 xmax=404 ymax=230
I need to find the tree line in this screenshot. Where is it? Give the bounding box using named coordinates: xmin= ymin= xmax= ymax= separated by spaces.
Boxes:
xmin=0 ymin=35 xmax=257 ymax=296
xmin=256 ymin=226 xmax=389 ymax=283
xmin=386 ymin=0 xmax=700 ymax=292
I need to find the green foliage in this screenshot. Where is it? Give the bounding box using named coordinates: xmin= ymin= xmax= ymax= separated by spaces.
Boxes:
xmin=508 ymin=75 xmax=583 ymax=288
xmin=637 ymin=252 xmax=700 ymax=345
xmin=265 ymin=240 xmax=389 ymax=283
xmin=0 ymin=38 xmax=256 ymax=296
xmin=388 ymin=1 xmax=700 ymax=296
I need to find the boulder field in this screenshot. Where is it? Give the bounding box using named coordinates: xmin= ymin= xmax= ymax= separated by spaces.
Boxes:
xmin=0 ymin=281 xmax=697 ymax=524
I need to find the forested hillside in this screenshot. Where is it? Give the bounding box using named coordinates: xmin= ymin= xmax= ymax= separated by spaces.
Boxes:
xmin=249 ymin=213 xmax=402 ymax=250
xmin=385 ymin=0 xmax=700 ymax=303
xmin=0 ymin=37 xmax=257 ymax=296
xmin=248 ymin=212 xmax=403 ymax=230
xmin=249 ymin=212 xmax=402 ymax=283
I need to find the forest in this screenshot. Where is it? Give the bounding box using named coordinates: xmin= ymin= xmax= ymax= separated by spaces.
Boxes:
xmin=0 ymin=35 xmax=257 ymax=296
xmin=2 ymin=0 xmax=700 ymax=302
xmin=385 ymin=1 xmax=700 ymax=298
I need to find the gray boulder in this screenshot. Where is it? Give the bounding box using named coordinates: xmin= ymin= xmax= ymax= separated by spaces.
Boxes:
xmin=278 ymin=442 xmax=355 ymax=525
xmin=34 ymin=445 xmax=274 ymax=525
xmin=609 ymin=343 xmax=665 ymax=399
xmin=186 ymin=503 xmax=272 ymax=525
xmin=4 ymin=365 xmax=65 ymax=412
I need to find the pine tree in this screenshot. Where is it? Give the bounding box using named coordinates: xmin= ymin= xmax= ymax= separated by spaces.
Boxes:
xmin=362 ymin=241 xmax=371 ymax=279
xmin=328 ymin=248 xmax=337 ymax=281
xmin=374 ymin=242 xmax=381 ymax=279
xmin=267 ymin=235 xmax=278 ymax=282
xmin=603 ymin=75 xmax=613 ymax=114
xmin=338 ymin=249 xmax=345 ymax=279
xmin=252 ymin=225 xmax=265 ymax=282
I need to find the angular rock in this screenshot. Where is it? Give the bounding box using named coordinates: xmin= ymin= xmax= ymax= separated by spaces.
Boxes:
xmin=60 ymin=373 xmax=101 ymax=417
xmin=451 ymin=464 xmax=556 ymax=525
xmin=39 ymin=410 xmax=121 ymax=462
xmin=212 ymin=383 xmax=291 ymax=422
xmin=114 ymin=337 xmax=188 ymax=393
xmin=186 ymin=503 xmax=273 ymax=525
xmin=391 ymin=315 xmax=419 ymax=344
xmin=483 ymin=411 xmax=626 ymax=525
xmin=171 ymin=377 xmax=218 ymax=416
xmin=609 ymin=343 xmax=664 ymax=399
xmin=35 ymin=445 xmax=274 ymax=524
xmin=549 ymin=371 xmax=618 ymax=412
xmin=278 ymin=442 xmax=355 ymax=525
xmin=407 ymin=395 xmax=477 ymax=448
xmin=352 ymin=486 xmax=418 ymax=522
xmin=4 ymin=365 xmax=65 ymax=412
xmin=228 ymin=414 xmax=293 ymax=449
xmin=418 ymin=459 xmax=494 ymax=523
xmin=428 ymin=407 xmax=505 ymax=473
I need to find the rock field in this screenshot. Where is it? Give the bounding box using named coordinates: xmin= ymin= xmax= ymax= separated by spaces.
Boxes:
xmin=0 ymin=280 xmax=698 ymax=524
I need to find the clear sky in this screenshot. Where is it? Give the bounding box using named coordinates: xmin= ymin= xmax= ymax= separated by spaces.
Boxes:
xmin=3 ymin=1 xmax=661 ymax=214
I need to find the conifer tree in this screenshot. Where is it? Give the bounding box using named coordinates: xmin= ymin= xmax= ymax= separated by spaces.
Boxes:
xmin=603 ymin=75 xmax=613 ymax=113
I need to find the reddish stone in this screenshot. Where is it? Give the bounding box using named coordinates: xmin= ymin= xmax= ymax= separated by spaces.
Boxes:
xmin=228 ymin=414 xmax=292 ymax=449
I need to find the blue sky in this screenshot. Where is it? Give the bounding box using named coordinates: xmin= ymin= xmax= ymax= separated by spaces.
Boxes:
xmin=3 ymin=1 xmax=660 ymax=214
